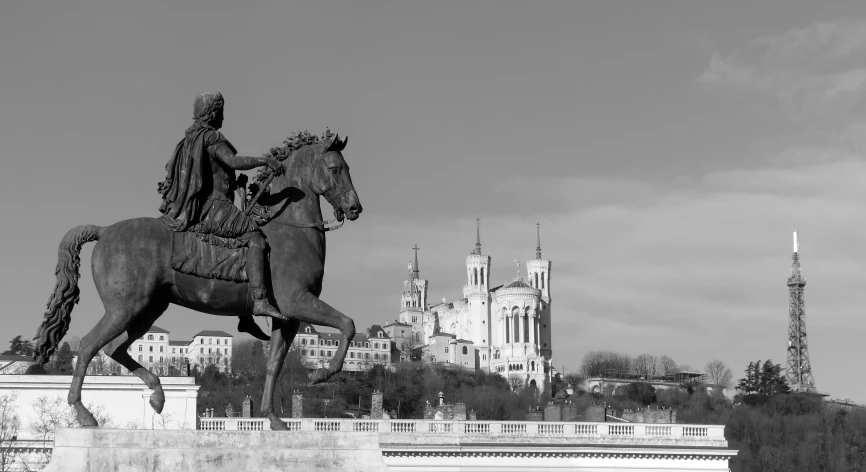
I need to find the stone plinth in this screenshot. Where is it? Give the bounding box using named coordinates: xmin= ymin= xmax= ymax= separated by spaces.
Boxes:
xmin=242 ymin=396 xmax=253 ymax=418
xmin=291 ymin=392 xmax=303 ymax=418
xmin=584 ymin=405 xmax=605 ymax=422
xmin=543 ymin=403 xmax=561 ymax=421
xmin=43 ymin=428 xmax=389 ymax=472
xmin=371 ymin=391 xmax=383 ymax=419
xmin=621 ymin=408 xmax=676 ymax=424
xmin=525 ymin=410 xmax=543 ymax=421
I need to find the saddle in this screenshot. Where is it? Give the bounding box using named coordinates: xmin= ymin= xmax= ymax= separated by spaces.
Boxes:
xmin=169 ymin=231 xmax=248 ymax=283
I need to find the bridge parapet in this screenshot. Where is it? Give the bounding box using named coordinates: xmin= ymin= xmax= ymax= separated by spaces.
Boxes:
xmin=199 ymin=418 xmax=727 ymax=447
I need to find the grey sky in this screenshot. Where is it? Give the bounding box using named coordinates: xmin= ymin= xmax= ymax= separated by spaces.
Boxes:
xmin=2 ymin=1 xmax=865 ymax=402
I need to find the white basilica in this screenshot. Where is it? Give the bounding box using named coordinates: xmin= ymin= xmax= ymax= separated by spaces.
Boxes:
xmin=386 ymin=221 xmax=553 ymax=393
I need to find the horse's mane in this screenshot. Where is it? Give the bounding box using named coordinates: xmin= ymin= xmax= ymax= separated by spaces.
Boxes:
xmin=246 ymin=129 xmax=335 ymax=223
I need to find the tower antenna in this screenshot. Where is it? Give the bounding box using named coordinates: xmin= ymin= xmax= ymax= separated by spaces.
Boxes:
xmin=786 ymin=230 xmax=815 ymax=393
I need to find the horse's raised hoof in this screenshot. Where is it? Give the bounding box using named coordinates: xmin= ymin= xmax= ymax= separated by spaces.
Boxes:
xmin=238 ymin=315 xmax=271 ymax=341
xmin=309 ymin=368 xmax=330 ymax=385
xmin=149 ymin=389 xmax=165 ymax=414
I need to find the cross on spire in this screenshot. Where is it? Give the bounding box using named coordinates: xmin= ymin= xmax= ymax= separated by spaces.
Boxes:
xmin=475 ymin=218 xmax=482 ymax=255
xmin=536 ymin=222 xmax=542 ymax=260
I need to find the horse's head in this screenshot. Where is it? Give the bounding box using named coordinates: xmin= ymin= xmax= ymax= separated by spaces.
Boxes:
xmin=311 ymin=133 xmax=362 ymax=221
xmin=268 ymin=131 xmax=362 ymax=223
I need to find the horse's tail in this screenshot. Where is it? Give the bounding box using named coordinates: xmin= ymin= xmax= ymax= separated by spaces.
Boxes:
xmin=33 ymin=224 xmax=104 ymax=366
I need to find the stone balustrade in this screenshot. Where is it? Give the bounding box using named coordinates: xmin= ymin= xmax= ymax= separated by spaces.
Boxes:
xmin=198 ymin=417 xmax=727 ymax=446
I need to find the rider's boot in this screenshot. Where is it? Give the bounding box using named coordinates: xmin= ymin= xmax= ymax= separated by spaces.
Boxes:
xmin=237 ymin=316 xmax=270 ymax=341
xmin=247 ymin=233 xmax=285 ymax=320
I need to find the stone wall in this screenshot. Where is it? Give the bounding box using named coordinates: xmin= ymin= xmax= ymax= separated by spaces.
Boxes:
xmin=371 ymin=391 xmax=383 ymax=419
xmin=621 ymin=408 xmax=676 ymax=424
xmin=0 ymin=375 xmax=199 ymax=438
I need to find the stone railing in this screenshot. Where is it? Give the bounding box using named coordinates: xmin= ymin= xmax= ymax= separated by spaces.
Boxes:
xmin=198 ymin=418 xmax=726 ymax=444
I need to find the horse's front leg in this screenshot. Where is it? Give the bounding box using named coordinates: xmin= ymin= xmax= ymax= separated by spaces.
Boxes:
xmin=292 ymin=292 xmax=355 ymax=384
xmin=260 ymin=318 xmax=299 ymax=431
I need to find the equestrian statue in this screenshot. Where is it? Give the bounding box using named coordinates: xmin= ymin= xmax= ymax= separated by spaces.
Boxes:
xmin=31 ymin=92 xmax=363 ymax=430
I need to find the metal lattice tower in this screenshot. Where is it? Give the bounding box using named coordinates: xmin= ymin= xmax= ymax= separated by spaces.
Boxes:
xmin=786 ymin=231 xmax=816 ymax=393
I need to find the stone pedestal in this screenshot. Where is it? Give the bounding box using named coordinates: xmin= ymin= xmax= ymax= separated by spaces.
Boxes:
xmin=371 ymin=391 xmax=383 ymax=419
xmin=42 ymin=428 xmax=389 ymax=472
xmin=242 ymin=396 xmax=253 ymax=418
xmin=292 ymin=392 xmax=303 ymax=418
xmin=543 ymin=403 xmax=561 ymax=422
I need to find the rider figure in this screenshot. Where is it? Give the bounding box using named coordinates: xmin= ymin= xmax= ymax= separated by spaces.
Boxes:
xmin=158 ymin=92 xmax=282 ymax=339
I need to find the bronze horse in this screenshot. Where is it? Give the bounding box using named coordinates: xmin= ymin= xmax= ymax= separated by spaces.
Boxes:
xmin=33 ymin=132 xmax=361 ymax=430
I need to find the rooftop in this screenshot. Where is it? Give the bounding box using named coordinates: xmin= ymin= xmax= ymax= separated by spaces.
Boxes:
xmin=169 ymin=340 xmax=191 ymax=346
xmin=147 ymin=326 xmax=170 ymax=334
xmin=193 ymin=330 xmax=233 ymax=338
xmin=502 ymin=279 xmax=532 ymax=289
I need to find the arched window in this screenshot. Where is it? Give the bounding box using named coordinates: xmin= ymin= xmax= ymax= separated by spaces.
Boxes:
xmin=462 ymin=346 xmax=468 ymax=355
xmin=473 ymin=268 xmax=478 ymax=286
xmin=541 ymin=272 xmax=545 ymax=289
xmin=147 ymin=335 xmax=153 ymax=341
xmin=159 ymin=336 xmax=164 ymax=341
xmin=534 ymin=273 xmax=538 ymax=288
xmin=480 ymin=268 xmax=485 ymax=286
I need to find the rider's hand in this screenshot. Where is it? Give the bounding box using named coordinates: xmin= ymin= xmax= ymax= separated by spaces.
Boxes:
xmin=266 ymin=157 xmax=284 ymax=176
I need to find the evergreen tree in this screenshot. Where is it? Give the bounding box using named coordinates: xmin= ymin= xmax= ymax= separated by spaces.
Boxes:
xmin=50 ymin=342 xmax=74 ymax=375
xmin=737 ymin=361 xmax=757 ymax=393
xmin=2 ymin=335 xmax=34 ymax=356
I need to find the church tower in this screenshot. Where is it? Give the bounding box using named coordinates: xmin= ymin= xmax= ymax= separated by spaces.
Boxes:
xmin=786 ymin=231 xmax=816 ymax=393
xmin=399 ymin=245 xmax=428 ymax=346
xmin=463 ymin=219 xmax=492 ymax=364
xmin=527 ymin=223 xmax=552 ymax=359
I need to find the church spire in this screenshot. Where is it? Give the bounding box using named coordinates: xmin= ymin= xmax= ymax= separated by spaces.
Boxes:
xmin=412 ymin=245 xmax=420 ymax=280
xmin=536 ymin=222 xmax=542 ymax=260
xmin=475 ymin=218 xmax=482 ymax=255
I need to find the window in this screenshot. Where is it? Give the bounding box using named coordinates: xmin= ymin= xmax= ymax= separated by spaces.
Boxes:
xmin=335 ymin=341 xmax=339 ymax=347
xmin=483 ymin=354 xmax=487 ymax=360
xmin=302 ymin=350 xmax=307 ymax=356
xmin=374 ymin=354 xmax=379 ymax=360
xmin=199 ymin=357 xmax=204 ymax=364
xmin=160 ymin=346 xmax=164 ymax=353
xmin=200 ymin=348 xmax=203 ymax=354
xmin=138 ymin=355 xmax=142 ymax=362
xmin=305 ymin=327 xmax=310 ymax=333
xmin=350 ymin=352 xmax=355 ymax=358
xmin=224 ymin=348 xmax=228 ymax=354
xmin=462 ymin=346 xmax=468 ymax=355
xmin=208 ymin=348 xmax=212 ymax=353
xmin=149 ymin=356 xmax=153 ymax=362
xmin=208 ymin=339 xmax=212 ymax=344
xmin=373 ymin=343 xmax=378 ymax=349
xmin=149 ymin=346 xmax=153 ymax=352
xmin=365 ymin=353 xmax=370 ymax=359
xmin=138 ymin=345 xmax=143 ymax=352
xmin=445 ymin=347 xmax=449 ymax=354
xmin=541 ymin=272 xmax=545 ymax=289
xmin=480 ymin=268 xmax=485 ymax=286
xmin=159 ymin=336 xmax=164 ymax=341
xmin=473 ymin=268 xmax=478 ymax=285
xmin=365 ymin=342 xmax=369 ymax=348
xmin=200 ymin=338 xmax=204 ymax=343
xmin=159 ymin=356 xmax=164 ymax=363
xmin=172 ymin=348 xmax=176 ymax=354
xmin=327 ymin=340 xmax=332 ymax=346
xmin=147 ymin=335 xmax=153 ymax=341
xmin=379 ymin=331 xmax=384 ymax=338
xmin=320 ymin=350 xmax=324 ymax=357
xmin=225 ymin=339 xmax=229 ymax=345
xmin=319 ymin=340 xmax=324 ymax=346
xmin=217 ymin=339 xmax=220 ymax=345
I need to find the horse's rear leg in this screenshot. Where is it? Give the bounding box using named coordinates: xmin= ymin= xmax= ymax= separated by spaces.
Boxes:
xmin=67 ymin=310 xmax=136 ymax=426
xmin=102 ymin=302 xmax=169 ymax=415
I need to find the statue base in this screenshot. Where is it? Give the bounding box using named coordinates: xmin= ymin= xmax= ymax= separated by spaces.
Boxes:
xmin=42 ymin=428 xmax=390 ymax=472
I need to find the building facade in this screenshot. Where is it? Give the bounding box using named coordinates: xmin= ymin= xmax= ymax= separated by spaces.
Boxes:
xmin=292 ymin=323 xmax=393 ymax=372
xmin=389 ymin=221 xmax=553 ymax=392
xmin=124 ymin=327 xmax=233 ymax=375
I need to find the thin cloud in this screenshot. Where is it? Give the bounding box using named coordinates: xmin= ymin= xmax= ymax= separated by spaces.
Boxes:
xmin=700 ymin=19 xmax=866 ymax=116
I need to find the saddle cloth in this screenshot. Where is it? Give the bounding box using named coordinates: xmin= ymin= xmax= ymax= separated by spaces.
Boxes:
xmin=169 ymin=231 xmax=248 ymax=282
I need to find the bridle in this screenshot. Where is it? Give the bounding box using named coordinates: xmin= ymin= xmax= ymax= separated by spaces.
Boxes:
xmin=256 ymin=151 xmax=351 ymax=232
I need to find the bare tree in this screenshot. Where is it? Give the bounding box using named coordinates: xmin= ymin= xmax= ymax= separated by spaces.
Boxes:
xmin=580 ymin=351 xmax=632 ymax=377
xmin=658 ymin=355 xmax=679 ymax=376
xmin=0 ymin=393 xmax=21 ymax=472
xmin=507 ymin=376 xmax=525 ymax=392
xmin=631 ymin=354 xmax=660 ymax=379
xmin=705 ymin=359 xmax=733 ymax=387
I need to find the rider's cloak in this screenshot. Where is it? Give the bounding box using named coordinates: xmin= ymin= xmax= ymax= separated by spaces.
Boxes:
xmin=158 ymin=126 xmax=234 ymax=232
